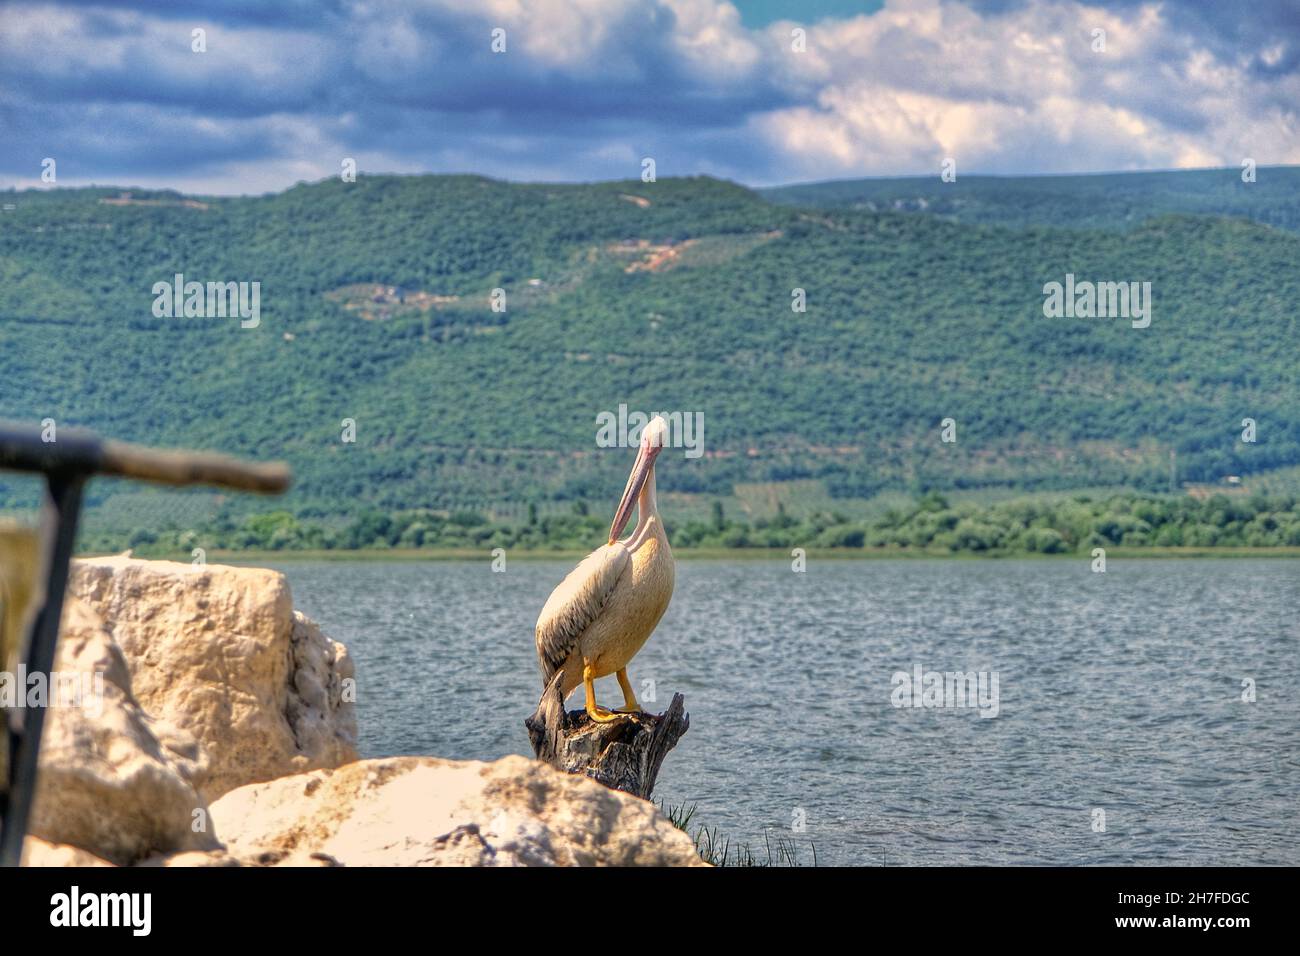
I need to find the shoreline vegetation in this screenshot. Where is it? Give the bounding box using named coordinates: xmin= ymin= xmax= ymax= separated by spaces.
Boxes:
xmin=661 ymin=802 xmax=815 ymax=867
xmin=78 ymin=491 xmax=1300 ymax=561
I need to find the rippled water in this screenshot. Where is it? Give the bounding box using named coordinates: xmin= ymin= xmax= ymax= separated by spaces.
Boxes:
xmin=265 ymin=557 xmax=1300 ymax=866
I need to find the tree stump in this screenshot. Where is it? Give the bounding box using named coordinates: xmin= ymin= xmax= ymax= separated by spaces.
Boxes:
xmin=524 ymin=671 xmax=688 ymax=800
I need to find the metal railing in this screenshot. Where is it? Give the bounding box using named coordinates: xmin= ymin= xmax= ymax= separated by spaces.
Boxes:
xmin=0 ymin=419 xmax=289 ymax=866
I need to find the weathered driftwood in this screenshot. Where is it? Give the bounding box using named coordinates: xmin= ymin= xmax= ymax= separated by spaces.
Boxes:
xmin=525 ymin=671 xmax=688 ymax=800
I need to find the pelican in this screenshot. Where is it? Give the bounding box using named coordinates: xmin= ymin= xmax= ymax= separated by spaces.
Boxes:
xmin=535 ymin=416 xmax=674 ymax=723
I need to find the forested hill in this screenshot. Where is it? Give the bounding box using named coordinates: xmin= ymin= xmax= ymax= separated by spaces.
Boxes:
xmin=762 ymin=166 xmax=1300 ymax=233
xmin=1 ymin=170 xmax=1298 ymax=531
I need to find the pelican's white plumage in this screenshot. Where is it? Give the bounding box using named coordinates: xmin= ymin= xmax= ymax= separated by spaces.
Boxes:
xmin=533 ymin=417 xmax=675 ymax=721
xmin=535 ymin=542 xmax=629 ymax=683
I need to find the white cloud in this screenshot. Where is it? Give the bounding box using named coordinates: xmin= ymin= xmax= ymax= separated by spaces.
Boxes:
xmin=0 ymin=0 xmax=1296 ymax=192
xmin=749 ymin=0 xmax=1300 ymax=180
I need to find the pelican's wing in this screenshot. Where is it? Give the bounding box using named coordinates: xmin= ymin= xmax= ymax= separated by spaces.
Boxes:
xmin=535 ymin=542 xmax=630 ymax=683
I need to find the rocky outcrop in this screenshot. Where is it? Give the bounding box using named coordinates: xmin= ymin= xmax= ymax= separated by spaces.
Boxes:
xmin=136 ymin=848 xmax=242 ymax=867
xmin=21 ymin=836 xmax=242 ymax=867
xmin=21 ymin=836 xmax=115 ymax=867
xmin=209 ymin=755 xmax=706 ymax=867
xmin=18 ymin=557 xmax=698 ymax=867
xmin=69 ymin=555 xmax=357 ymax=800
xmin=27 ymin=598 xmax=219 ymax=865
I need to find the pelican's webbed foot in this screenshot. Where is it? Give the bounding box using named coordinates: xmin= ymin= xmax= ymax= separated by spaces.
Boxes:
xmin=585 ymin=698 xmax=615 ymax=719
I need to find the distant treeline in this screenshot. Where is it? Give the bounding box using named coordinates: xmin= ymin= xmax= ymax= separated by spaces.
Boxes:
xmin=761 ymin=166 xmax=1300 ymax=233
xmin=90 ymin=492 xmax=1300 ymax=557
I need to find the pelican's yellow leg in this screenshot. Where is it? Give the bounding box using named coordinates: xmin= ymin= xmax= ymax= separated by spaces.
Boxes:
xmin=584 ymin=662 xmax=619 ymax=723
xmin=615 ymin=668 xmax=641 ymax=714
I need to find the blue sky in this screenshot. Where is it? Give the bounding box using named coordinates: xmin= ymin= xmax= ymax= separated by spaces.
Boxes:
xmin=735 ymin=1 xmax=888 ymax=28
xmin=1 ymin=0 xmax=1296 ymax=194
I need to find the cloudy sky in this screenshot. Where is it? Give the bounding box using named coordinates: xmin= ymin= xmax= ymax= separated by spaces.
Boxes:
xmin=1 ymin=0 xmax=1297 ymax=194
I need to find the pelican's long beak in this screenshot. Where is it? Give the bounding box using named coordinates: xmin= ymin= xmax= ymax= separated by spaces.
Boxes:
xmin=608 ymin=440 xmax=657 ymax=544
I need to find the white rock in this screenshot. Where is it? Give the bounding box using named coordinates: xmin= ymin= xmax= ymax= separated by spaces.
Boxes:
xmin=69 ymin=556 xmax=357 ymax=800
xmin=136 ymin=849 xmax=242 ymax=867
xmin=21 ymin=836 xmax=115 ymax=867
xmin=210 ymin=755 xmax=706 ymax=867
xmin=27 ymin=598 xmax=219 ymax=864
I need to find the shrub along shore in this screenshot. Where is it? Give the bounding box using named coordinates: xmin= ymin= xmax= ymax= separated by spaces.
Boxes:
xmin=83 ymin=491 xmax=1300 ymax=559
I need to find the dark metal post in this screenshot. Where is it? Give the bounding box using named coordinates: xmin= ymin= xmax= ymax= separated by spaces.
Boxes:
xmin=0 ymin=419 xmax=288 ymax=867
xmin=0 ymin=473 xmax=84 ymax=868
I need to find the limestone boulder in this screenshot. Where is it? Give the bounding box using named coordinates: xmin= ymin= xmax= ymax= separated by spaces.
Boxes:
xmin=21 ymin=837 xmax=242 ymax=868
xmin=210 ymin=755 xmax=706 ymax=867
xmin=69 ymin=555 xmax=357 ymax=800
xmin=21 ymin=836 xmax=115 ymax=867
xmin=27 ymin=598 xmax=219 ymax=864
xmin=136 ymin=849 xmax=242 ymax=867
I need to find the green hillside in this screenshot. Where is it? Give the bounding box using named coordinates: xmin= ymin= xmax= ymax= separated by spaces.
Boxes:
xmin=762 ymin=166 xmax=1300 ymax=232
xmin=1 ymin=171 xmax=1298 ymax=539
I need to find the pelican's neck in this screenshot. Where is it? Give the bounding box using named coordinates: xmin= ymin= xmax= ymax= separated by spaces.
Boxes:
xmin=624 ymin=463 xmax=660 ymax=550
xmin=640 ymin=464 xmax=658 ymax=518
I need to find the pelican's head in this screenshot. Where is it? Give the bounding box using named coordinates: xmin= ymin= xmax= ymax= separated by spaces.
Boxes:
xmin=608 ymin=416 xmax=668 ymax=543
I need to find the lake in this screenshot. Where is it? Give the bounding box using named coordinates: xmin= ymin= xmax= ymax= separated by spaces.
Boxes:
xmin=265 ymin=557 xmax=1300 ymax=866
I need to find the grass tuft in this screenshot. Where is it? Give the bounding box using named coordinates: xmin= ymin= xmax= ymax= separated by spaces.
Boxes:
xmin=660 ymin=801 xmax=816 ymax=867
